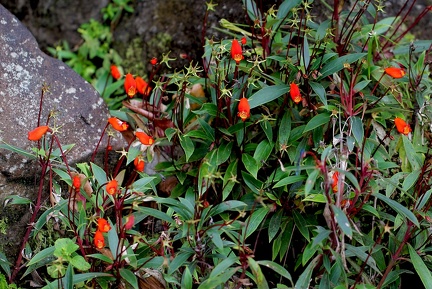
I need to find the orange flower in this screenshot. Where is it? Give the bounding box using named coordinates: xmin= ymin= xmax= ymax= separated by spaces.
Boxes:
xmin=134 ymin=157 xmax=145 ymax=172
xmin=72 ymin=176 xmax=81 ymax=190
xmin=97 ymin=218 xmax=111 ymax=233
xmin=124 ymin=73 xmax=137 ymax=98
xmin=394 ymin=117 xmax=411 ymax=135
xmin=28 ymin=126 xmax=49 ymax=141
xmin=237 ymin=97 xmax=250 ymax=121
xmin=241 ymin=37 xmax=247 ymax=45
xmin=332 ymin=171 xmax=339 ymax=193
xmin=150 ymin=57 xmax=158 ymax=65
xmin=231 ymin=39 xmax=244 ymax=64
xmin=135 ymin=76 xmax=151 ymax=95
xmin=124 ymin=214 xmax=135 ymax=230
xmin=106 ymin=179 xmax=118 ymax=195
xmin=94 ymin=230 xmax=105 ymax=249
xmin=135 ymin=131 xmax=154 ymax=145
xmin=290 ymin=82 xmax=302 ymax=104
xmin=108 ymin=117 xmax=129 ymax=132
xmin=110 ymin=65 xmax=121 ymax=80
xmin=384 ymin=67 xmax=405 ymax=79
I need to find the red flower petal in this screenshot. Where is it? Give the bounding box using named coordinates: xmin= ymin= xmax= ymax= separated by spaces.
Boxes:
xmin=94 ymin=230 xmax=105 ymax=249
xmin=28 ymin=126 xmax=49 ymax=141
xmin=110 ymin=65 xmax=121 ymax=80
xmin=135 ymin=131 xmax=154 ymax=145
xmin=385 ymin=67 xmax=405 ymax=79
xmin=124 ymin=73 xmax=137 ymax=98
xmin=290 ymin=82 xmax=302 ymax=104
xmin=231 ymin=39 xmax=244 ymax=64
xmin=106 ymin=179 xmax=118 ymax=195
xmin=237 ymin=97 xmax=250 ymax=121
xmin=108 ymin=117 xmax=129 ymax=132
xmin=394 ymin=117 xmax=411 ymax=135
xmin=97 ymin=218 xmax=111 ymax=233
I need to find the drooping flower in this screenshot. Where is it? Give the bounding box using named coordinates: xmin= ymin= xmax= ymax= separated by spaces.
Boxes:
xmin=124 ymin=73 xmax=137 ymax=98
xmin=241 ymin=37 xmax=247 ymax=45
xmin=150 ymin=57 xmax=158 ymax=65
xmin=110 ymin=65 xmax=121 ymax=80
xmin=290 ymin=82 xmax=302 ymax=104
xmin=135 ymin=131 xmax=154 ymax=145
xmin=384 ymin=67 xmax=405 ymax=79
xmin=108 ymin=117 xmax=129 ymax=132
xmin=135 ymin=76 xmax=150 ymax=95
xmin=72 ymin=176 xmax=81 ymax=190
xmin=237 ymin=97 xmax=250 ymax=122
xmin=97 ymin=218 xmax=111 ymax=233
xmin=394 ymin=117 xmax=411 ymax=135
xmin=94 ymin=230 xmax=105 ymax=249
xmin=332 ymin=171 xmax=339 ymax=193
xmin=124 ymin=214 xmax=135 ymax=230
xmin=28 ymin=126 xmax=49 ymax=141
xmin=231 ymin=39 xmax=244 ymax=64
xmin=134 ymin=157 xmax=145 ymax=172
xmin=106 ymin=179 xmax=118 ymax=195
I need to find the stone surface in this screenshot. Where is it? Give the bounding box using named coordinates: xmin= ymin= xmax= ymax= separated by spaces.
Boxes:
xmin=0 ymin=4 xmax=114 ymax=261
xmin=0 ymin=0 xmax=109 ymax=53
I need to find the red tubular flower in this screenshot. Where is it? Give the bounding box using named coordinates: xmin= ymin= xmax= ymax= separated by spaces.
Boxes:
xmin=110 ymin=65 xmax=121 ymax=80
xmin=124 ymin=73 xmax=137 ymax=98
xmin=135 ymin=131 xmax=154 ymax=145
xmin=135 ymin=76 xmax=151 ymax=95
xmin=124 ymin=214 xmax=135 ymax=230
xmin=231 ymin=39 xmax=244 ymax=64
xmin=394 ymin=117 xmax=411 ymax=135
xmin=241 ymin=37 xmax=247 ymax=45
xmin=385 ymin=67 xmax=405 ymax=79
xmin=72 ymin=176 xmax=81 ymax=190
xmin=106 ymin=179 xmax=118 ymax=195
xmin=94 ymin=230 xmax=105 ymax=249
xmin=134 ymin=157 xmax=145 ymax=172
xmin=150 ymin=57 xmax=157 ymax=65
xmin=28 ymin=126 xmax=49 ymax=141
xmin=237 ymin=97 xmax=250 ymax=121
xmin=108 ymin=117 xmax=129 ymax=132
xmin=332 ymin=172 xmax=339 ymax=193
xmin=97 ymin=218 xmax=111 ymax=233
xmin=290 ymin=82 xmax=302 ymax=104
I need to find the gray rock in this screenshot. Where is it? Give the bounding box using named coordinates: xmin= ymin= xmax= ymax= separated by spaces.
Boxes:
xmin=0 ymin=4 xmax=114 ymax=261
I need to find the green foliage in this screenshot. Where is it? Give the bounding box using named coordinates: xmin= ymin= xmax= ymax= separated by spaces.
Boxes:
xmin=2 ymin=0 xmax=432 ymax=288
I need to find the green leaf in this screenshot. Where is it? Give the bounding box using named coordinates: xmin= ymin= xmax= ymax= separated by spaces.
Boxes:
xmin=268 ymin=209 xmax=283 ymax=242
xmin=278 ymin=111 xmax=291 ymax=148
xmin=4 ymin=195 xmax=32 ymax=206
xmin=248 ymin=257 xmax=269 ymax=289
xmin=179 ymin=135 xmax=194 ymax=162
xmin=209 ymin=255 xmax=238 ymax=278
xmin=211 ymin=200 xmax=247 ymax=217
xmin=242 ymin=153 xmax=259 ymax=179
xmin=295 ymin=256 xmax=319 ymax=289
xmin=198 ymin=268 xmax=238 ymax=289
xmin=120 ymin=268 xmax=138 ymax=289
xmin=318 ymin=53 xmax=366 ymax=80
xmin=273 ymin=175 xmax=306 ymax=188
xmin=331 ymin=205 xmax=352 ymax=238
xmin=27 ymin=247 xmax=55 ymax=266
xmin=248 ymin=84 xmax=290 ymax=109
xmin=253 ymin=140 xmax=273 ymax=163
xmin=0 ymin=143 xmax=36 ymax=160
xmin=168 ymin=251 xmax=193 ymax=275
xmin=91 ymin=162 xmax=107 ymax=187
xmin=293 ymin=210 xmax=310 ymax=241
xmin=303 ymin=113 xmax=331 ymax=133
xmin=182 ymin=267 xmax=193 ymax=289
xmin=402 ymin=135 xmax=421 ymax=171
xmin=408 ymin=244 xmax=432 ymax=289
xmin=305 ymin=169 xmax=320 ymax=195
xmin=70 ymin=255 xmax=91 ymax=271
xmin=373 ymin=192 xmax=419 ymax=227
xmin=309 ymin=81 xmax=327 ymax=106
xmin=245 ymin=206 xmax=269 ymax=239
xmin=256 ymin=260 xmax=292 ymax=283
xmin=137 ymin=207 xmax=175 ymax=225
xmin=351 ymin=116 xmax=364 ymax=146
